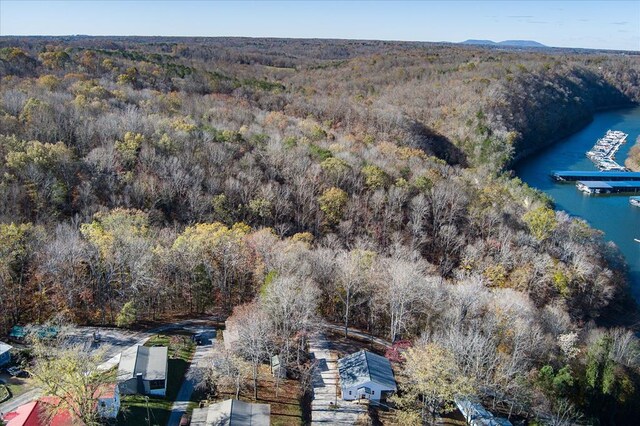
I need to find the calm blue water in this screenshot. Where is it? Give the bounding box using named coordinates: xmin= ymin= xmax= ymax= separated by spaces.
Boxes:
xmin=515 ymin=107 xmax=640 ymax=302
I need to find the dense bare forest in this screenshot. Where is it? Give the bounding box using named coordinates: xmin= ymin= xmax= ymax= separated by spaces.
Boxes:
xmin=1 ymin=36 xmax=640 ymax=424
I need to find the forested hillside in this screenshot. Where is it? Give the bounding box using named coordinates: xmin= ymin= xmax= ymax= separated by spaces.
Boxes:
xmin=1 ymin=36 xmax=640 ymax=424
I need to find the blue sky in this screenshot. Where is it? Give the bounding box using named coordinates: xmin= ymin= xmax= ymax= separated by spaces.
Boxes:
xmin=1 ymin=1 xmax=638 ymax=51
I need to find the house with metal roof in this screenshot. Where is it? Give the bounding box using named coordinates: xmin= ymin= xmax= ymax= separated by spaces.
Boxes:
xmin=3 ymin=398 xmax=81 ymax=426
xmin=0 ymin=341 xmax=13 ymax=367
xmin=190 ymin=399 xmax=270 ymax=426
xmin=8 ymin=325 xmax=59 ymax=342
xmin=337 ymin=350 xmax=397 ymax=402
xmin=455 ymin=396 xmax=513 ymax=426
xmin=9 ymin=326 xmax=28 ymax=341
xmin=116 ymin=345 xmax=168 ymax=396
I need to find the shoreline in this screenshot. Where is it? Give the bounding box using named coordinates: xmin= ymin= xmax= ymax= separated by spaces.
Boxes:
xmin=509 ymin=101 xmax=638 ymax=168
xmin=625 ymin=135 xmax=640 ymax=172
xmin=510 ymin=104 xmax=640 ymax=329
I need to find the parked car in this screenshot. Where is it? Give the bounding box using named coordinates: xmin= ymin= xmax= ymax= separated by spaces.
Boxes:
xmin=179 ymin=413 xmax=190 ymax=426
xmin=7 ymin=366 xmax=29 ymax=378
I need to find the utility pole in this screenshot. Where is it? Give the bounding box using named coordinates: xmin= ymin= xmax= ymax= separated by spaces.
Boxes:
xmin=145 ymin=396 xmax=151 ymax=426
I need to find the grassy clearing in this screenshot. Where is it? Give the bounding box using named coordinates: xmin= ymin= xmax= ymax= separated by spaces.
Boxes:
xmin=116 ymin=332 xmax=195 ymax=426
xmin=0 ymin=372 xmax=34 ymax=400
xmin=0 ymin=384 xmax=9 ymax=402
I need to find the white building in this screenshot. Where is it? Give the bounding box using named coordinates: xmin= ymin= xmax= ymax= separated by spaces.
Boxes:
xmin=0 ymin=341 xmax=12 ymax=367
xmin=337 ymin=350 xmax=396 ymax=402
xmin=95 ymin=383 xmax=120 ymax=419
xmin=117 ymin=345 xmax=168 ymax=396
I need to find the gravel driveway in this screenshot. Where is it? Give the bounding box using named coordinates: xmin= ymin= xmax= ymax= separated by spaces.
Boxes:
xmin=309 ymin=332 xmax=366 ymax=424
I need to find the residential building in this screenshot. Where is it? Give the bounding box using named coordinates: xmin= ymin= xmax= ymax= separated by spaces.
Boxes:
xmin=0 ymin=341 xmax=12 ymax=367
xmin=455 ymin=396 xmax=513 ymax=426
xmin=337 ymin=350 xmax=397 ymax=402
xmin=116 ymin=345 xmax=168 ymax=396
xmin=2 ymin=398 xmax=81 ymax=426
xmin=190 ymin=399 xmax=270 ymax=426
xmin=94 ymin=383 xmax=120 ymax=419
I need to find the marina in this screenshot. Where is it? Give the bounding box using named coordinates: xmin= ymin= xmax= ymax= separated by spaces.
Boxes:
xmin=515 ymin=106 xmax=640 ymax=302
xmin=586 ymin=129 xmax=628 ymax=170
xmin=576 ymin=181 xmax=640 ymax=195
xmin=551 ymin=171 xmax=640 ymax=182
xmin=551 ymin=130 xmax=638 ymax=196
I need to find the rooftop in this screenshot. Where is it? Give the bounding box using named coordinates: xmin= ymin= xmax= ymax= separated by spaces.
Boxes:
xmin=553 ymin=171 xmax=640 ymax=177
xmin=577 ymin=180 xmax=613 ymax=189
xmin=190 ymin=399 xmax=270 ymax=426
xmin=578 ymin=180 xmax=640 ymax=189
xmin=0 ymin=340 xmax=12 ymax=354
xmin=93 ymin=383 xmax=117 ymax=400
xmin=3 ymin=399 xmax=81 ymax=426
xmin=455 ymin=397 xmax=513 ymax=426
xmin=117 ymin=345 xmax=168 ymax=382
xmin=337 ymin=350 xmax=396 ymax=390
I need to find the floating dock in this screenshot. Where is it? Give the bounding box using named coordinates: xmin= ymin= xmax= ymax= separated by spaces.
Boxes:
xmin=576 ymin=181 xmax=640 ymax=195
xmin=552 ymin=171 xmax=640 ymax=182
xmin=586 ymin=129 xmax=628 ymax=171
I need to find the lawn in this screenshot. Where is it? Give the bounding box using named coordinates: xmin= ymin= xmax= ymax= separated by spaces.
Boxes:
xmin=116 ymin=332 xmax=195 ymax=426
xmin=0 ymin=372 xmax=34 ymax=400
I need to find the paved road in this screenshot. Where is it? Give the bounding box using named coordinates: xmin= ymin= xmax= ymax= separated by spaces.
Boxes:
xmin=166 ymin=330 xmax=216 ymax=426
xmin=309 ymin=332 xmax=366 ymax=424
xmin=0 ymin=387 xmax=41 ymax=418
xmin=321 ymin=322 xmax=392 ymax=348
xmin=0 ymin=319 xmax=215 ymax=417
xmin=0 ymin=327 xmax=153 ymax=416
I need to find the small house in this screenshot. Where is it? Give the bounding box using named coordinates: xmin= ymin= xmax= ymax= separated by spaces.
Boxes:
xmin=8 ymin=325 xmax=59 ymax=342
xmin=117 ymin=345 xmax=168 ymax=396
xmin=9 ymin=325 xmax=28 ymax=342
xmin=190 ymin=399 xmax=270 ymax=426
xmin=338 ymin=350 xmax=396 ymax=402
xmin=455 ymin=396 xmax=513 ymax=426
xmin=0 ymin=341 xmax=13 ymax=367
xmin=95 ymin=383 xmax=120 ymax=419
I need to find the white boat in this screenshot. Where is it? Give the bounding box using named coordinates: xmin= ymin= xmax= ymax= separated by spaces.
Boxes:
xmin=585 ymin=130 xmax=629 ymax=170
xmin=630 ymin=197 xmax=640 ymax=207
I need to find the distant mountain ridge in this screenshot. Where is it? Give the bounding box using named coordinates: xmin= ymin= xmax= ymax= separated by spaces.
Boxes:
xmin=461 ymin=39 xmax=547 ymax=48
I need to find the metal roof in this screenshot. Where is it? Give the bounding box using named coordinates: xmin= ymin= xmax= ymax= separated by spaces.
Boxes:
xmin=553 ymin=171 xmax=640 ymax=178
xmin=578 ymin=181 xmax=640 ymax=189
xmin=577 ymin=181 xmax=613 ymax=189
xmin=337 ymin=350 xmax=397 ymax=390
xmin=9 ymin=326 xmax=27 ymax=338
xmin=117 ymin=345 xmax=167 ymax=382
xmin=0 ymin=341 xmax=12 ymax=355
xmin=455 ymin=396 xmax=513 ymax=426
xmin=191 ymin=399 xmax=270 ymax=426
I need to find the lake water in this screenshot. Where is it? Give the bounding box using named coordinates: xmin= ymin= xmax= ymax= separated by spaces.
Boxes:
xmin=515 ymin=107 xmax=640 ymax=302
